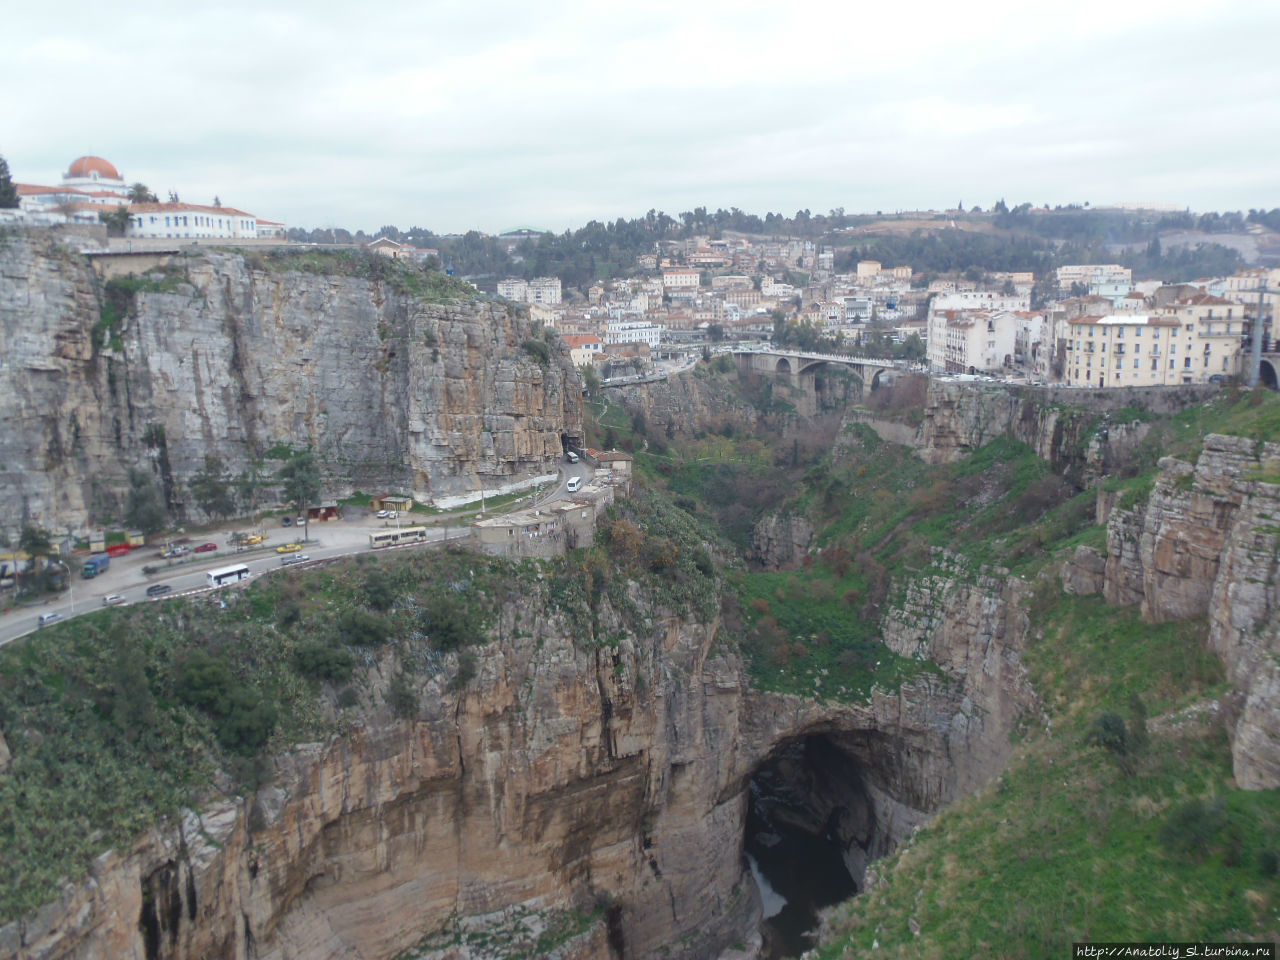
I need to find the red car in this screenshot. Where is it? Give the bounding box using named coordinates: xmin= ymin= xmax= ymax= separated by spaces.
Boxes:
xmin=193 ymin=542 xmax=218 ymax=553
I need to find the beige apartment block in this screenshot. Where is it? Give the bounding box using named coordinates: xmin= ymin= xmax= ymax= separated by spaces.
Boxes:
xmin=1065 ymin=314 xmax=1204 ymax=387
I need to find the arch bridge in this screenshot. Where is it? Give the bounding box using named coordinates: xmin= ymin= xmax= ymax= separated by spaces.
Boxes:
xmin=730 ymin=348 xmax=902 ymax=394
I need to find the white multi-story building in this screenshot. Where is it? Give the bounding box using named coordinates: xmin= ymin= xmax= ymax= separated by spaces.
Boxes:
xmin=605 ymin=320 xmax=663 ymax=349
xmin=928 ymin=309 xmax=1019 ymax=373
xmin=497 ymin=277 xmax=561 ymax=304
xmin=1056 ymin=264 xmax=1132 ymax=290
xmin=126 ymin=203 xmax=259 ymax=240
xmin=932 ymin=290 xmax=1031 ymax=313
xmin=498 ymin=278 xmax=528 ymax=301
xmin=528 ymin=277 xmax=562 ymax=305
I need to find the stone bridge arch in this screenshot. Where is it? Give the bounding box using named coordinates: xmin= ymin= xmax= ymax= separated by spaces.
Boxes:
xmin=1261 ymin=358 xmax=1279 ymax=390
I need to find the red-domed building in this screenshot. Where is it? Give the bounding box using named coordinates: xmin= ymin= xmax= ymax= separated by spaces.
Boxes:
xmin=9 ymin=156 xmax=284 ymax=240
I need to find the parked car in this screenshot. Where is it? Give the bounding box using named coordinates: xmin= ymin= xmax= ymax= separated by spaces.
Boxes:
xmin=194 ymin=542 xmax=218 ymax=553
xmin=241 ymin=534 xmax=264 ymax=546
xmin=276 ymin=543 xmax=302 ymax=554
xmin=376 ymin=509 xmax=390 ymax=519
xmin=37 ymin=612 xmax=62 ymax=627
xmin=387 ymin=510 xmax=398 ymax=519
xmin=282 ymin=516 xmax=293 ymax=527
xmin=146 ymin=583 xmax=172 ymax=598
xmin=281 ymin=553 xmax=310 ymax=566
xmin=102 ymin=594 xmax=127 ymax=606
xmin=162 ymin=544 xmax=190 ymax=558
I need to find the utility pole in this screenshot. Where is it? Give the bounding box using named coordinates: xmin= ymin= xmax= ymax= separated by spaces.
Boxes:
xmin=1248 ymin=279 xmax=1276 ymax=388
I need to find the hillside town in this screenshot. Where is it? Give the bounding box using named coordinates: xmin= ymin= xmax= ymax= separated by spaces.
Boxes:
xmin=5 ymin=155 xmax=1278 ymax=390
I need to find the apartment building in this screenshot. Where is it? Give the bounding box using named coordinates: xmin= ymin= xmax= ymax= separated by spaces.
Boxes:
xmin=662 ymin=268 xmax=701 ymax=292
xmin=932 ymin=310 xmax=1018 ymax=374
xmin=1064 ymin=315 xmax=1183 ymax=387
xmin=498 ymin=277 xmax=561 ymax=304
xmin=1056 ymin=264 xmax=1132 ymax=289
xmin=562 ymin=334 xmax=604 ymax=368
xmin=605 ymin=320 xmax=663 ymax=349
xmin=1159 ymin=294 xmax=1244 ymax=380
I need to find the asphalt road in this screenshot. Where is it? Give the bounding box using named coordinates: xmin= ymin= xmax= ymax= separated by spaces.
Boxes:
xmin=0 ymin=457 xmax=590 ymax=647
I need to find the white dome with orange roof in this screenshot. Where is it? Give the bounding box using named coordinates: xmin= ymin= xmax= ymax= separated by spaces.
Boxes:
xmin=61 ymin=155 xmax=128 ymax=197
xmin=66 ymin=156 xmax=121 ymax=181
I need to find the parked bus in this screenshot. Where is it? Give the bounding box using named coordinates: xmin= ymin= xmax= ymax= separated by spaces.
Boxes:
xmin=207 ymin=563 xmax=252 ymax=588
xmin=369 ymin=526 xmax=430 ymax=549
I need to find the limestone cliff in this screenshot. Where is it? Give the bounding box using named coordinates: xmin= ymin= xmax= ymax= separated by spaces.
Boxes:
xmin=1083 ymin=434 xmax=1280 ymax=789
xmin=870 ymin=380 xmax=1215 ymax=469
xmin=0 ymin=232 xmax=582 ymax=537
xmin=748 ymin=514 xmax=814 ymax=570
xmin=8 ymin=552 xmax=1032 ymax=960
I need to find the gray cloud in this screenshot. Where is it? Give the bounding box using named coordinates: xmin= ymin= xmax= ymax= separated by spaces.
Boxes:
xmin=4 ymin=0 xmax=1277 ymax=232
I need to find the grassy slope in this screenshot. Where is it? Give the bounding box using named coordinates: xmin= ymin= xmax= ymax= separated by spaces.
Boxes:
xmin=804 ymin=389 xmax=1280 ymax=955
xmin=0 ymin=489 xmax=719 ymax=924
xmin=814 ymin=594 xmax=1280 ymax=957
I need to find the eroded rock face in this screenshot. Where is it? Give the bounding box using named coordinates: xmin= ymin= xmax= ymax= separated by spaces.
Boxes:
xmin=0 ymin=233 xmax=582 ymax=537
xmin=1098 ymin=434 xmax=1280 ymax=789
xmin=917 ymin=381 xmax=1211 ymax=469
xmin=749 ymin=515 xmax=814 ymax=570
xmin=11 ymin=559 xmax=1033 ymax=960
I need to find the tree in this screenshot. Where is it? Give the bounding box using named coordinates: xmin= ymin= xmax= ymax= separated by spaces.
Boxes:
xmin=212 ymin=195 xmax=222 ymax=208
xmin=0 ymin=155 xmax=18 ymax=209
xmin=127 ymin=468 xmax=168 ymax=534
xmin=189 ymin=455 xmax=236 ymax=521
xmin=167 ymin=190 xmax=180 ymax=203
xmin=128 ymin=183 xmax=157 ymax=204
xmin=278 ymin=450 xmax=322 ymax=541
xmin=98 ymin=205 xmax=132 ymax=237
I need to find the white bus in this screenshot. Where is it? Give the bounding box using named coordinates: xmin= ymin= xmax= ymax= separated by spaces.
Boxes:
xmin=207 ymin=563 xmax=252 ymax=588
xmin=369 ymin=526 xmax=430 ymax=549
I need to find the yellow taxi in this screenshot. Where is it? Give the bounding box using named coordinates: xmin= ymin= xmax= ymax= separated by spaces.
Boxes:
xmin=276 ymin=543 xmax=302 ymax=554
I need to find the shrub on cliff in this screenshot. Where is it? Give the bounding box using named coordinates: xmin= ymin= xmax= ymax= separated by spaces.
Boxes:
xmin=521 ymin=338 xmax=550 ymax=366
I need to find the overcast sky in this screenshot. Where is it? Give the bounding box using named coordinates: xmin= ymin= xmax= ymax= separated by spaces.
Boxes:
xmin=5 ymin=0 xmax=1278 ymax=234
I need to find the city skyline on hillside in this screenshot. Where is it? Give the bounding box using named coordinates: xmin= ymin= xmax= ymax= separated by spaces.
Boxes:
xmin=5 ymin=0 xmax=1279 ymax=233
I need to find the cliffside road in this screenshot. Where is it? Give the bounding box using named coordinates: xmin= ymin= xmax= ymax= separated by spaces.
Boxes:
xmin=0 ymin=520 xmax=470 ymax=648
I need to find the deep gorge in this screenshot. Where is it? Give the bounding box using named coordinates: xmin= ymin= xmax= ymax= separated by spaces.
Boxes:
xmin=2 ymin=238 xmax=1278 ymax=958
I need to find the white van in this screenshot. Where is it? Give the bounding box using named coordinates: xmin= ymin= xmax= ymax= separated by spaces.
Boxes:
xmin=566 ymin=476 xmax=582 ymax=493
xmin=37 ymin=612 xmax=62 ymax=627
xmin=566 ymin=451 xmax=579 ymax=464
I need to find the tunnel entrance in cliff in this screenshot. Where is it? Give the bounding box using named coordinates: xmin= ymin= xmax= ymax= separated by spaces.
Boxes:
xmin=744 ymin=734 xmax=885 ymax=959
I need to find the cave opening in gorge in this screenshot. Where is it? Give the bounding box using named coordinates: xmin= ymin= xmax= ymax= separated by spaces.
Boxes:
xmin=743 ymin=734 xmax=880 ymax=959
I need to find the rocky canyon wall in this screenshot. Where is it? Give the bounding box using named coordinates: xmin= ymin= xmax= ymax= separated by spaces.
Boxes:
xmin=853 ymin=380 xmax=1216 ymax=471
xmin=8 ymin=550 xmax=1035 ymax=960
xmin=0 ymin=232 xmax=582 ymax=538
xmin=1066 ymin=434 xmax=1280 ymax=789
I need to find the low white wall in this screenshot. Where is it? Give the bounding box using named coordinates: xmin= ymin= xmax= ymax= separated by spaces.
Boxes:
xmin=428 ymin=472 xmax=558 ymax=510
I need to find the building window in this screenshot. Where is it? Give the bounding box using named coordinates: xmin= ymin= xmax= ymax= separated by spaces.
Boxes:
xmin=1185 ymin=357 xmax=1192 ymax=369
xmin=1134 ymin=359 xmax=1139 ymax=369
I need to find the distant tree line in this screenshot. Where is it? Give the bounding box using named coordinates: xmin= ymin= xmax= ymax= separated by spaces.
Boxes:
xmin=282 ymin=201 xmax=1269 ymax=294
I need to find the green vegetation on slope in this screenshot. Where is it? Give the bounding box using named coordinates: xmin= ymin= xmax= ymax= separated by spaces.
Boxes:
xmin=814 ymin=595 xmax=1280 ymax=957
xmin=0 ymin=485 xmax=720 ymax=925
xmin=0 ymin=547 xmax=511 ymax=922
